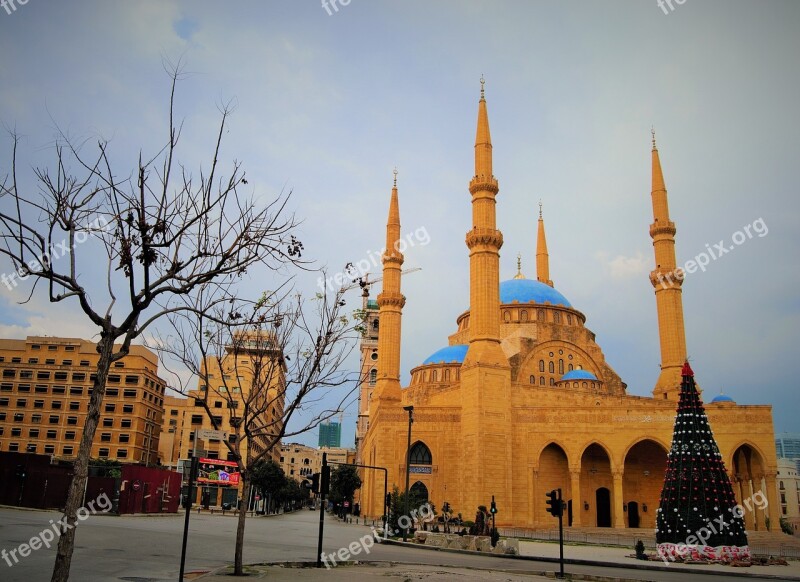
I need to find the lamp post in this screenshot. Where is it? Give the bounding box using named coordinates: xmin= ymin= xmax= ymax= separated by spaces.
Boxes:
xmin=402 ymin=405 xmax=414 ymax=541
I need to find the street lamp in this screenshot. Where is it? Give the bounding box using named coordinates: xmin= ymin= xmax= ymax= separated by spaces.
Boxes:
xmin=402 ymin=404 xmax=414 ymax=541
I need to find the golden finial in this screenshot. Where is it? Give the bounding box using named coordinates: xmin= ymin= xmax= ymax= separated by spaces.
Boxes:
xmin=514 ymin=252 xmax=525 ymax=279
xmin=651 ymin=126 xmax=657 ymax=150
xmin=480 ymin=74 xmax=485 ymax=100
xmin=393 ymin=167 xmax=398 ymax=187
xmin=538 ymin=200 xmax=543 ymax=220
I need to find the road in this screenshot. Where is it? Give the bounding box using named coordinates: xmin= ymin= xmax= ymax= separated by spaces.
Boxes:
xmin=0 ymin=507 xmax=795 ymax=581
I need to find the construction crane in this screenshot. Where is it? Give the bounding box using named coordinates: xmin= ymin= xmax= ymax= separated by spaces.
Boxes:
xmin=341 ymin=267 xmax=422 ymax=308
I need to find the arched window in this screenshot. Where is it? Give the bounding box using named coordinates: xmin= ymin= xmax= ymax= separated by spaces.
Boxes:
xmin=369 ymin=369 xmax=377 ymax=385
xmin=410 ymin=481 xmax=429 ymax=504
xmin=567 ymin=314 xmax=573 ymax=325
xmin=558 ymin=359 xmax=564 ymax=374
xmin=409 ymin=442 xmax=432 ymax=465
xmin=549 ymin=378 xmax=555 ymax=386
xmin=431 ymin=369 xmax=438 ymax=382
xmin=503 ymin=311 xmax=511 ymax=322
xmin=520 ymin=310 xmax=528 ymax=322
xmin=548 ymin=361 xmax=555 ymax=373
xmin=553 ymin=312 xmax=561 ymax=324
xmin=582 ymin=381 xmax=588 ymax=389
xmin=539 ymin=376 xmax=545 ymax=385
xmin=372 ymin=319 xmax=379 ymax=331
xmin=568 ymin=363 xmax=574 ymax=372
xmin=780 ymin=481 xmax=785 ymax=489
xmin=444 ymin=369 xmax=450 ymax=381
xmin=529 ymin=375 xmax=535 ymax=384
xmin=539 ymin=360 xmax=545 ymax=372
xmin=537 ymin=309 xmax=545 ymax=322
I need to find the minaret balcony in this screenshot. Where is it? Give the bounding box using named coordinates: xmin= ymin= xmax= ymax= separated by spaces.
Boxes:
xmin=649 ymin=221 xmax=676 ymax=238
xmin=465 ymin=227 xmax=504 ymax=250
xmin=469 ymin=175 xmax=499 ymax=195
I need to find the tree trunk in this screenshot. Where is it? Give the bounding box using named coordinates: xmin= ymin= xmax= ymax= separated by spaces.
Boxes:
xmin=233 ymin=471 xmax=251 ymax=575
xmin=51 ymin=333 xmax=115 ymax=582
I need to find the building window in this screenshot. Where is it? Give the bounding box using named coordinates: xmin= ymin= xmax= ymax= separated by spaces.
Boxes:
xmin=8 ymin=443 xmax=19 ymax=452
xmin=16 ymin=398 xmax=27 ymax=407
xmin=123 ymin=404 xmax=133 ymax=414
xmin=529 ymin=375 xmax=535 ymax=384
xmin=119 ymin=434 xmax=130 ymax=443
xmin=0 ymin=397 xmax=8 ymax=407
xmin=537 ymin=309 xmax=545 ymax=322
xmin=105 ymin=403 xmax=115 ymax=412
xmin=67 ymin=416 xmax=78 ymax=425
xmin=37 ymin=371 xmax=50 ymax=380
xmin=98 ymin=448 xmax=109 ymax=458
xmin=369 ymin=369 xmax=377 ymax=386
xmin=550 ymin=378 xmax=555 ymax=386
xmin=559 ymin=359 xmax=564 ymax=375
xmin=35 ymin=385 xmax=48 ymax=393
xmin=125 ymin=375 xmax=139 ymax=385
xmin=540 ymin=376 xmax=545 ymax=385
xmin=48 ymin=415 xmax=59 ymax=424
xmin=108 ymin=375 xmax=121 ymax=383
xmin=54 ymin=371 xmax=68 ymax=381
xmin=65 ymin=431 xmax=76 ymax=440
xmin=31 ymin=413 xmax=42 ymax=423
xmin=102 ymin=418 xmax=113 ymax=427
xmin=52 ymin=401 xmax=63 ymax=410
xmin=26 ymin=444 xmax=37 ymax=453
xmin=69 ymin=401 xmax=80 ymax=411
xmin=19 ymin=370 xmax=32 ymax=379
xmin=29 ymin=428 xmax=40 ymax=437
xmin=123 ymin=389 xmax=137 ymax=398
xmin=568 ymin=364 xmax=574 ymax=372
xmin=548 ymin=362 xmax=554 ymax=374
xmin=520 ymin=310 xmax=528 ymax=322
xmin=70 ymin=387 xmax=84 ymax=395
xmin=567 ymin=314 xmax=573 ymax=325
xmin=553 ymin=312 xmax=561 ymax=324
xmin=11 ymin=428 xmax=21 ymax=437
xmin=106 ymin=389 xmax=119 ymax=397
xmin=44 ymin=445 xmax=55 ymax=454
xmin=46 ymin=429 xmax=57 ymax=439
xmin=13 ymin=413 xmax=24 ymax=422
xmin=191 ymin=414 xmax=203 ymax=425
xmin=63 ymin=446 xmax=73 ymax=455
xmin=121 ymin=419 xmax=132 ymax=428
xmin=17 ymin=384 xmax=30 ymax=392
xmin=100 ymin=433 xmax=111 ymax=442
xmin=409 ymin=442 xmax=433 ymax=465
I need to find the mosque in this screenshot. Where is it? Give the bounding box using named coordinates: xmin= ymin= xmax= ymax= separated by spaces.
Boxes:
xmin=355 ymin=81 xmax=778 ymax=530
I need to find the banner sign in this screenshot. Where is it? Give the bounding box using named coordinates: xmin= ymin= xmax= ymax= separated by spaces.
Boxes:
xmin=197 ymin=458 xmax=240 ymax=486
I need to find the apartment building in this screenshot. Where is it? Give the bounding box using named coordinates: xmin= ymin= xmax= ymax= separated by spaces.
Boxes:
xmin=0 ymin=336 xmax=165 ymax=463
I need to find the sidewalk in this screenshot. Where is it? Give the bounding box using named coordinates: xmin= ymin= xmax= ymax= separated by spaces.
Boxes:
xmin=197 ymin=562 xmax=552 ymax=581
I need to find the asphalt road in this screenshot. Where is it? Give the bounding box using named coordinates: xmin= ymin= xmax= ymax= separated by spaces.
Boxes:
xmin=0 ymin=507 xmax=795 ymax=582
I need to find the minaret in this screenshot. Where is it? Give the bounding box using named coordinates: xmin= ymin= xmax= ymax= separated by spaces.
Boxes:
xmin=372 ymin=170 xmax=405 ymax=402
xmin=536 ymin=202 xmax=553 ymax=287
xmin=460 ymin=78 xmax=513 ymax=522
xmin=648 ymin=131 xmax=688 ymax=400
xmin=463 ymin=76 xmax=507 ymax=367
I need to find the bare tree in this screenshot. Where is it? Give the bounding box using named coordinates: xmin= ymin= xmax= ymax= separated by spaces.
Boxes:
xmin=152 ymin=281 xmax=364 ymax=575
xmin=0 ymin=68 xmax=306 ymax=582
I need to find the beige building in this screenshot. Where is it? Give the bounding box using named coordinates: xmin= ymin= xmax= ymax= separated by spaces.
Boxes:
xmin=777 ymin=458 xmax=800 ymax=534
xmin=359 ymin=83 xmax=779 ymax=532
xmin=279 ymin=442 xmax=355 ymax=481
xmin=158 ymin=332 xmax=285 ymax=506
xmin=0 ymin=336 xmax=165 ymax=463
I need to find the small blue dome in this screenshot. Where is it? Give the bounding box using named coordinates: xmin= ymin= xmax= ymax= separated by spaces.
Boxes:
xmin=422 ymin=344 xmax=469 ymax=365
xmin=561 ymin=369 xmax=598 ymax=381
xmin=500 ymin=279 xmax=572 ymax=308
xmin=711 ymin=394 xmax=735 ymax=403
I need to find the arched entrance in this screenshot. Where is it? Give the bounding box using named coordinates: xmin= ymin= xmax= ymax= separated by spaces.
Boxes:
xmin=580 ymin=443 xmax=612 ymax=527
xmin=537 ymin=443 xmax=570 ymax=526
xmin=732 ymin=444 xmax=768 ymax=531
xmin=596 ymin=488 xmax=611 ymax=527
xmin=623 ymin=439 xmax=668 ymax=529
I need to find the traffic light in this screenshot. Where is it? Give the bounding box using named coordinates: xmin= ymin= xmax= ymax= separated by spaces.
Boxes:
xmin=546 ymin=489 xmax=561 ymax=517
xmin=385 ymin=492 xmax=392 ymax=508
xmin=320 ymin=465 xmax=330 ymax=496
xmin=14 ymin=464 xmax=26 ymax=479
xmin=306 ymin=473 xmax=320 ymax=494
xmin=490 ymin=498 xmax=497 ymax=514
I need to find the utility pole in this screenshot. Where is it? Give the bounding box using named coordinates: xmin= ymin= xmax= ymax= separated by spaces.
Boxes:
xmin=402 ymin=405 xmax=414 ymax=542
xmin=316 ymin=452 xmax=328 ymax=568
xmin=178 ymin=456 xmax=199 ymax=581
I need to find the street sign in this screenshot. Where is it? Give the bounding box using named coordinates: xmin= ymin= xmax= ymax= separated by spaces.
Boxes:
xmin=197 ymin=429 xmax=226 ymax=440
xmin=132 ymin=480 xmax=142 ymax=492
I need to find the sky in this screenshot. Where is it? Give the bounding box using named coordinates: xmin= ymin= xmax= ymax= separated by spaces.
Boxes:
xmin=1 ymin=1 xmax=798 ymax=448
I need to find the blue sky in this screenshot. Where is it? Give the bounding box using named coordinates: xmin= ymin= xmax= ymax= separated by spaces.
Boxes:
xmin=1 ymin=1 xmax=798 ymax=447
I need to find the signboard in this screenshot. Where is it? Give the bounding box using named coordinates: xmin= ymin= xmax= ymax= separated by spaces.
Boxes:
xmin=132 ymin=480 xmax=142 ymax=492
xmin=409 ymin=466 xmax=432 ymax=474
xmin=197 ymin=429 xmax=226 ymax=441
xmin=197 ymin=458 xmax=240 ymax=486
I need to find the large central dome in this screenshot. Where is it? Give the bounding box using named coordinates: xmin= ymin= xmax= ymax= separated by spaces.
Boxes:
xmin=500 ymin=278 xmax=572 ymax=308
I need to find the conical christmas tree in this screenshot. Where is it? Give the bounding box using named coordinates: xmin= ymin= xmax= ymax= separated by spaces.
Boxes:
xmin=655 ymin=361 xmax=750 ymax=564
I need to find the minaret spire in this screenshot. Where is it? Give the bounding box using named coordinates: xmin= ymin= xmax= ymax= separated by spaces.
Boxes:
xmin=373 ymin=171 xmax=405 ymax=402
xmin=536 ymin=202 xmax=553 ymax=287
xmin=648 ymin=132 xmax=688 ymax=400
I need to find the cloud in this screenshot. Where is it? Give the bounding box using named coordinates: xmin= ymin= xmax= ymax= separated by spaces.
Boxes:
xmin=596 ymin=251 xmax=650 ymax=279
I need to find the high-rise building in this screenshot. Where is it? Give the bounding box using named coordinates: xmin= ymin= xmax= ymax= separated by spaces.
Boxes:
xmin=318 ymin=419 xmax=341 ymax=448
xmin=776 ymin=432 xmax=800 ymax=473
xmin=0 ymin=336 xmax=165 ymax=464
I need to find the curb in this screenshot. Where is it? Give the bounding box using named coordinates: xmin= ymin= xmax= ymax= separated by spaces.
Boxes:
xmin=379 ymin=538 xmax=800 ymax=581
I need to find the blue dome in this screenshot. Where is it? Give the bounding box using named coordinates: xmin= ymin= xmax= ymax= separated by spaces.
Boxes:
xmin=422 ymin=344 xmax=469 ymax=365
xmin=711 ymin=394 xmax=735 ymax=403
xmin=561 ymin=369 xmax=598 ymax=381
xmin=500 ymin=279 xmax=572 ymax=308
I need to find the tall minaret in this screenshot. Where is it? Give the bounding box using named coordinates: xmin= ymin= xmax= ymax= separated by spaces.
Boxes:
xmin=372 ymin=170 xmax=405 ymax=402
xmin=536 ymin=202 xmax=553 ymax=287
xmin=648 ymin=131 xmax=688 ymax=400
xmin=460 ymin=78 xmax=513 ymax=522
xmin=463 ymin=76 xmax=507 ymax=368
